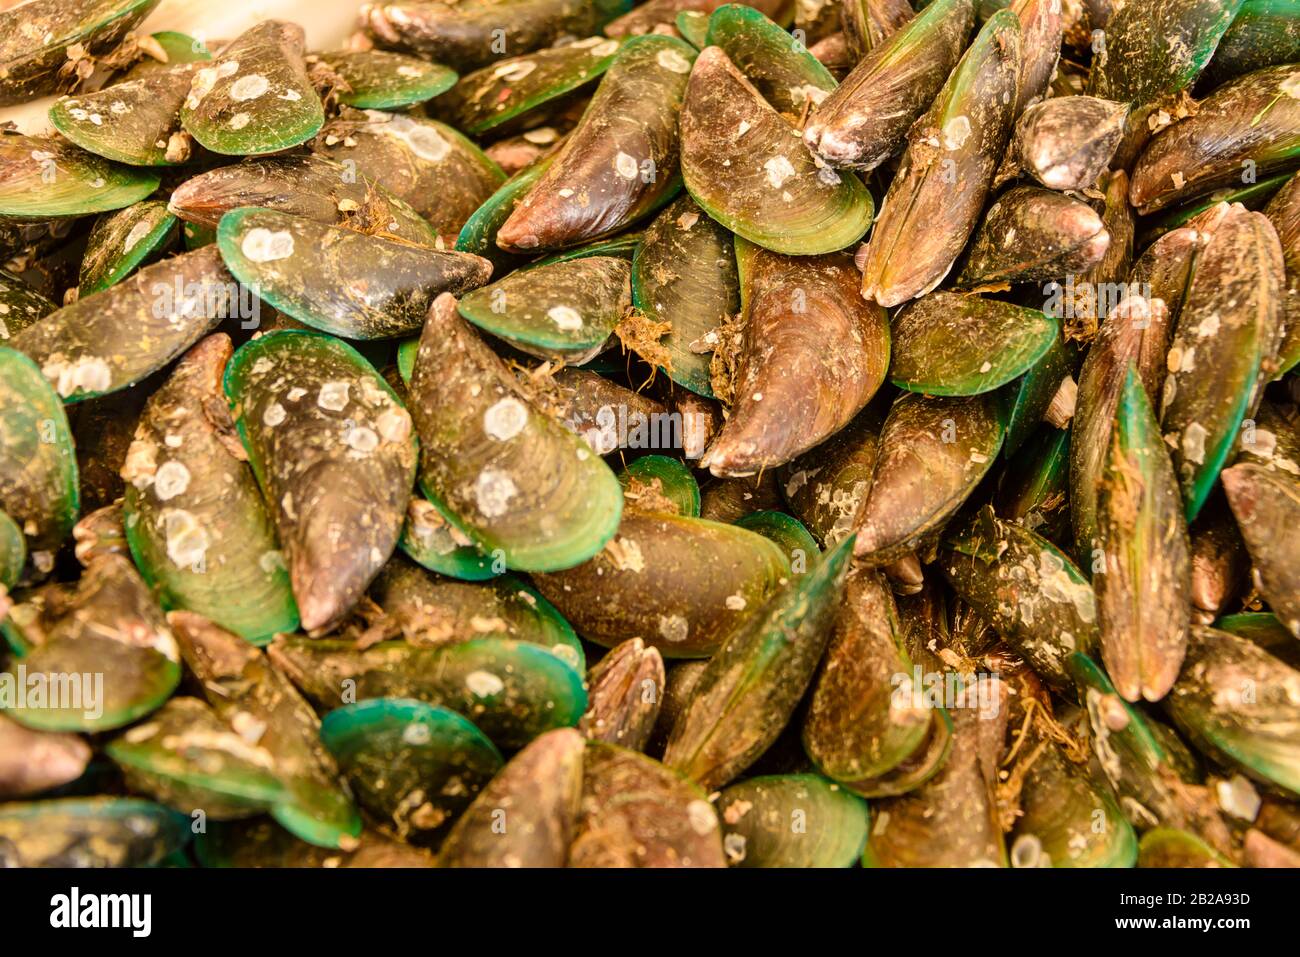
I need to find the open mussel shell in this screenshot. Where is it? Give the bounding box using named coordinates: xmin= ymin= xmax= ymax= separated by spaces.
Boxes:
xmin=802 ymin=562 xmax=937 ymax=791
xmin=168 ymin=611 xmax=362 ymax=850
xmin=315 ymin=50 xmax=457 ymax=110
xmin=49 ymin=59 xmax=201 ymax=167
xmin=681 ymin=46 xmax=872 ymax=256
xmin=218 ymin=208 xmax=491 ymax=340
xmin=180 ymin=20 xmax=324 ymax=157
xmin=122 ymin=334 xmax=299 ymax=644
xmin=268 ymin=635 xmax=587 ymax=751
xmin=570 ymin=740 xmax=725 ymax=867
xmin=531 ymin=511 xmax=790 ymax=657
xmin=320 ymin=697 xmax=502 ymax=845
xmin=1221 ymin=463 xmax=1300 ymax=637
xmin=1166 ymin=625 xmax=1300 ymax=798
xmin=1005 ymin=95 xmax=1128 ymax=191
xmin=437 ymin=36 xmax=622 ymax=135
xmin=859 ymin=9 xmax=1021 ymax=306
xmin=406 ymin=295 xmax=623 ymax=572
xmin=942 ymin=507 xmax=1098 ymax=688
xmin=168 ymin=154 xmax=438 ymax=250
xmin=0 ymin=134 xmax=160 ymax=221
xmin=0 ymin=712 xmax=91 ymax=799
xmin=803 ymin=0 xmax=977 ymax=172
xmin=13 ymin=246 xmax=237 ymax=404
xmin=957 ymin=186 xmax=1111 ymax=286
xmin=579 ymin=637 xmax=665 ymax=750
xmin=702 ymin=245 xmax=889 ymax=476
xmin=663 ymin=536 xmax=853 ymax=791
xmin=370 ymin=556 xmax=583 ymax=671
xmin=1160 ymin=205 xmax=1284 ymax=522
xmin=631 ymin=194 xmax=738 ymax=397
xmin=717 ymin=773 xmax=869 ymax=867
xmin=890 ymin=292 xmax=1057 ymax=396
xmin=362 ymin=0 xmax=633 ymax=71
xmin=1131 ymin=64 xmax=1300 ymax=214
xmin=618 ymin=455 xmax=701 ymax=517
xmin=104 ymin=697 xmax=287 ymax=818
xmin=853 ymin=392 xmax=1006 ymax=565
xmin=1010 ymin=740 xmax=1137 ymax=868
xmin=313 ymin=110 xmax=505 ymax=244
xmin=862 ymin=691 xmax=1008 ymax=867
xmin=0 ymin=347 xmax=79 ymax=567
xmin=0 ymin=0 xmax=161 ymax=107
xmin=79 ymin=201 xmax=179 ymax=296
xmin=496 ymin=35 xmax=693 ymax=253
xmin=0 ymin=797 xmax=188 ymax=867
xmin=457 ymin=255 xmax=629 ymax=362
xmin=705 ymin=3 xmax=837 ymax=116
xmin=437 ymin=727 xmax=585 ymax=867
xmin=2 ymin=555 xmax=179 ymax=732
xmin=224 ymin=331 xmax=416 ymax=632
xmin=1096 ymin=368 xmax=1190 ymax=703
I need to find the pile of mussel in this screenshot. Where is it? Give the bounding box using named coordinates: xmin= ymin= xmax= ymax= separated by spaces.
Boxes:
xmin=0 ymin=0 xmax=1299 ymax=868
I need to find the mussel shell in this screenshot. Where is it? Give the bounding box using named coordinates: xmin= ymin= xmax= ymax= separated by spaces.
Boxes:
xmin=168 ymin=154 xmax=439 ymax=250
xmin=718 ymin=773 xmax=870 ymax=867
xmin=957 ymin=185 xmax=1111 ymax=286
xmin=531 ymin=511 xmax=790 ymax=657
xmin=496 ymin=34 xmax=694 ymax=253
xmin=169 ymin=611 xmax=362 ymax=850
xmin=0 ymin=133 xmax=160 ymax=221
xmin=0 ymin=712 xmax=90 ymax=799
xmin=122 ymin=334 xmax=299 ymax=644
xmin=224 ymin=330 xmax=417 ymax=631
xmin=1006 ymin=95 xmax=1128 ymax=191
xmin=618 ymin=454 xmax=701 ymax=517
xmin=859 ymin=10 xmax=1021 ymax=306
xmin=0 ymin=797 xmax=188 ymax=867
xmin=217 ymin=208 xmax=492 ymax=340
xmin=803 ymin=0 xmax=977 ymax=172
xmin=631 ymin=194 xmax=739 ymax=397
xmin=890 ymin=292 xmax=1057 ymax=396
xmin=1221 ymin=463 xmax=1300 ymax=637
xmin=1166 ymin=626 xmax=1300 ymax=797
xmin=705 ymin=3 xmax=837 ymax=116
xmin=313 ymin=109 xmax=505 ymax=243
xmin=79 ymin=201 xmax=179 ymax=295
xmin=104 ymin=696 xmax=287 ymax=818
xmin=437 ymin=727 xmax=585 ymax=867
xmin=680 ymin=46 xmax=873 ymax=256
xmin=0 ymin=346 xmax=79 ymax=562
xmin=457 ymin=255 xmax=629 ymax=361
xmin=269 ymin=635 xmax=587 ymax=751
xmin=12 ymin=246 xmax=237 ymax=403
xmin=316 ymin=50 xmax=458 ymax=110
xmin=569 ymin=740 xmax=725 ymax=867
xmin=405 ymin=294 xmax=623 ymax=573
xmin=579 ymin=637 xmax=665 ymax=750
xmin=702 ymin=245 xmax=889 ymax=475
xmin=319 ymin=697 xmax=502 ymax=845
xmin=436 ymin=37 xmax=621 ymax=135
xmin=0 ymin=0 xmax=162 ymax=107
xmin=663 ymin=537 xmax=853 ymax=790
xmin=942 ymin=507 xmax=1098 ymax=688
xmin=2 ymin=555 xmax=180 ymax=732
xmin=853 ymin=392 xmax=1006 ymax=565
xmin=180 ymin=20 xmax=325 ymax=156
